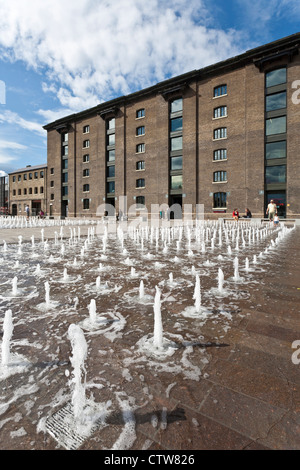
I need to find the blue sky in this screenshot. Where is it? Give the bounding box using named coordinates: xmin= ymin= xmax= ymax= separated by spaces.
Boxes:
xmin=0 ymin=0 xmax=299 ymax=175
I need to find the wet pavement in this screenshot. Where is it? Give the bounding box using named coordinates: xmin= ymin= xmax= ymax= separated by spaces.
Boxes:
xmin=0 ymin=220 xmax=299 ymax=451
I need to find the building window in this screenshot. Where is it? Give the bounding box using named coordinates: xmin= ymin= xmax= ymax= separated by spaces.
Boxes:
xmin=266 ymin=116 xmax=286 ymax=136
xmin=136 ymin=196 xmax=145 ymax=206
xmin=13 ymin=176 xmax=16 ymax=182
xmin=265 ymin=141 xmax=286 ymax=160
xmin=136 ymin=178 xmax=145 ymax=188
xmin=108 ymin=134 xmax=115 ymax=146
xmin=265 ymin=165 xmax=286 ymax=184
xmin=108 ymin=118 xmax=115 ymax=130
xmin=62 ymin=133 xmax=68 ymax=143
xmin=62 ymin=159 xmax=68 ymax=170
xmin=23 ymin=188 xmax=27 ymax=195
xmin=170 ymin=156 xmax=182 ymax=170
xmin=62 ymin=173 xmax=68 ymax=183
xmin=83 ymin=154 xmax=89 ymax=163
xmin=62 ymin=186 xmax=68 ymax=196
xmin=171 ymin=136 xmax=183 ymax=151
xmin=214 ymin=85 xmax=227 ymax=97
xmin=83 ymin=184 xmax=90 ymax=192
xmin=266 ymin=68 xmax=286 ymax=88
xmin=136 ymin=143 xmax=145 ymax=153
xmin=214 ymin=128 xmax=227 ymax=140
xmin=34 ymin=172 xmax=38 ymax=179
xmin=50 ymin=194 xmax=54 ymax=201
xmin=170 ymin=175 xmax=182 ymax=190
xmin=83 ymin=169 xmax=90 ymax=177
xmin=13 ymin=189 xmax=16 ymax=196
xmin=18 ymin=189 xmax=21 ymax=195
xmin=83 ymin=199 xmax=90 ymax=210
xmin=170 ymin=98 xmax=183 ymax=113
xmin=266 ymin=92 xmax=286 ymax=112
xmin=50 ymin=168 xmax=54 ymax=175
xmin=107 ymin=181 xmax=115 ymax=193
xmin=62 ymin=146 xmax=68 ymax=156
xmin=29 ymin=188 xmax=32 ymax=195
xmin=108 ymin=149 xmax=115 ymax=161
xmin=213 ymin=192 xmax=227 ymax=208
xmin=18 ymin=175 xmax=21 ymax=181
xmin=107 ymin=166 xmax=115 ymax=178
xmin=214 ymin=106 xmax=227 ymax=118
xmin=40 ymin=171 xmax=44 ymax=178
xmin=136 ymin=161 xmax=145 ymax=171
xmin=83 ymin=125 xmax=90 ymax=133
xmin=136 ymin=126 xmax=145 ymax=136
xmin=40 ymin=187 xmax=44 ymax=194
xmin=170 ymin=117 xmax=183 ymax=132
xmin=23 ymin=174 xmax=27 ymax=180
xmin=83 ymin=140 xmax=90 ymax=148
xmin=213 ymin=171 xmax=227 ymax=182
xmin=136 ymin=109 xmax=145 ymax=119
xmin=50 ymin=181 xmax=54 ymax=187
xmin=29 ymin=173 xmax=32 ymax=180
xmin=213 ymin=149 xmax=227 ymax=161
xmin=34 ymin=187 xmax=38 ymax=194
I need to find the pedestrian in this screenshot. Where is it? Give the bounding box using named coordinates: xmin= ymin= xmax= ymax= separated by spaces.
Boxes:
xmin=273 ymin=214 xmax=280 ymax=227
xmin=25 ymin=205 xmax=29 ymax=219
xmin=232 ymin=208 xmax=239 ymax=221
xmin=266 ymin=199 xmax=277 ymax=221
xmin=243 ymin=208 xmax=252 ymax=218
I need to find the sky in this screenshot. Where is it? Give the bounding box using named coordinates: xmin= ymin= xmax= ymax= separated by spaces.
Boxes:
xmin=0 ymin=0 xmax=299 ymax=175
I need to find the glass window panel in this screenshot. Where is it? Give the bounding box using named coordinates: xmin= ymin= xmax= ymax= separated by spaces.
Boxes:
xmin=213 ymin=149 xmax=227 ymax=160
xmin=266 ymin=116 xmax=286 ymax=136
xmin=171 ymin=175 xmax=183 ymax=190
xmin=107 ymin=166 xmax=115 ymax=177
xmin=266 ymin=68 xmax=286 ymax=88
xmin=62 ymin=173 xmax=68 ymax=183
xmin=265 ymin=165 xmax=286 ymax=184
xmin=170 ymin=156 xmax=182 ymax=170
xmin=171 ymin=136 xmax=183 ymax=151
xmin=136 ymin=178 xmax=145 ymax=188
xmin=107 ymin=181 xmax=115 ymax=193
xmin=171 ymin=117 xmax=183 ymax=132
xmin=62 ymin=159 xmax=68 ymax=169
xmin=108 ymin=150 xmax=115 ymax=161
xmin=170 ymin=98 xmax=182 ymax=113
xmin=136 ymin=109 xmax=145 ymax=118
xmin=266 ymin=92 xmax=286 ymax=111
xmin=214 ymin=85 xmax=227 ymax=97
xmin=108 ymin=118 xmax=115 ymax=129
xmin=136 ymin=161 xmax=145 ymax=170
xmin=108 ymin=134 xmax=115 ymax=146
xmin=213 ymin=192 xmax=227 ymax=208
xmin=266 ymin=141 xmax=286 ymax=160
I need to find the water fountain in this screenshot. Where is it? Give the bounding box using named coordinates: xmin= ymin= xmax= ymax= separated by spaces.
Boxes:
xmin=153 ymin=287 xmax=163 ymax=348
xmin=12 ymin=276 xmax=18 ymax=296
xmin=1 ymin=309 xmax=13 ymax=367
xmin=218 ymin=268 xmax=225 ymax=294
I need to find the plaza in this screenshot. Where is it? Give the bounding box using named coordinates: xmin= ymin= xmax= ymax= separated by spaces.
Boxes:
xmin=0 ymin=217 xmax=299 ymax=450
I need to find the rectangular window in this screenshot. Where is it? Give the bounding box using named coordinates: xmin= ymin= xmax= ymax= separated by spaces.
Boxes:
xmin=62 ymin=173 xmax=68 ymax=183
xmin=62 ymin=133 xmax=68 ymax=143
xmin=29 ymin=188 xmax=32 ymax=195
xmin=108 ymin=149 xmax=115 ymax=161
xmin=108 ymin=134 xmax=115 ymax=146
xmin=29 ymin=173 xmax=32 ymax=180
xmin=50 ymin=181 xmax=54 ymax=187
xmin=170 ymin=175 xmax=183 ymax=190
xmin=13 ymin=176 xmax=16 ymax=182
xmin=107 ymin=181 xmax=115 ymax=193
xmin=213 ymin=149 xmax=227 ymax=161
xmin=83 ymin=198 xmax=90 ymax=210
xmin=108 ymin=118 xmax=115 ymax=130
xmin=62 ymin=186 xmax=68 ymax=196
xmin=214 ymin=85 xmax=227 ymax=97
xmin=213 ymin=192 xmax=227 ymax=208
xmin=171 ymin=136 xmax=183 ymax=151
xmin=62 ymin=145 xmax=68 ymax=156
xmin=170 ymin=156 xmax=183 ymax=170
xmin=83 ymin=154 xmax=90 ymax=163
xmin=136 ymin=143 xmax=145 ymax=153
xmin=23 ymin=188 xmax=27 ymax=195
xmin=266 ymin=141 xmax=286 ymax=160
xmin=266 ymin=91 xmax=286 ymax=112
xmin=170 ymin=117 xmax=183 ymax=132
xmin=136 ymin=161 xmax=145 ymax=171
xmin=214 ymin=128 xmax=227 ymax=140
xmin=18 ymin=175 xmax=21 ymax=181
xmin=136 ymin=196 xmax=145 ymax=206
xmin=266 ymin=116 xmax=286 ymax=136
xmin=136 ymin=126 xmax=145 ymax=136
xmin=18 ymin=189 xmax=21 ymax=195
xmin=50 ymin=168 xmax=54 ymax=175
xmin=265 ymin=165 xmax=286 ymax=184
xmin=83 ymin=184 xmax=90 ymax=192
xmin=34 ymin=187 xmax=38 ymax=194
xmin=136 ymin=178 xmax=145 ymax=188
xmin=214 ymin=106 xmax=227 ymax=118
xmin=23 ymin=174 xmax=27 ymax=180
xmin=40 ymin=187 xmax=44 ymax=194
xmin=170 ymin=98 xmax=183 ymax=113
xmin=50 ymin=194 xmax=54 ymax=201
xmin=62 ymin=159 xmax=68 ymax=169
xmin=136 ymin=109 xmax=145 ymax=118
xmin=83 ymin=125 xmax=90 ymax=133
xmin=34 ymin=172 xmax=38 ymax=179
xmin=213 ymin=171 xmax=227 ymax=182
xmin=83 ymin=140 xmax=90 ymax=148
xmin=83 ymin=169 xmax=90 ymax=177
xmin=107 ymin=165 xmax=115 ymax=177
xmin=266 ymin=68 xmax=286 ymax=88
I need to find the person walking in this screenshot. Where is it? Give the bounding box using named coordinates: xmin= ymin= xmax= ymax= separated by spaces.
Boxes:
xmin=266 ymin=199 xmax=277 ymax=221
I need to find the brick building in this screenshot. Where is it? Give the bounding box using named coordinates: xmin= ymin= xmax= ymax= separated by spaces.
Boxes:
xmin=43 ymin=33 xmax=300 ymax=220
xmin=9 ymin=164 xmax=47 ymax=217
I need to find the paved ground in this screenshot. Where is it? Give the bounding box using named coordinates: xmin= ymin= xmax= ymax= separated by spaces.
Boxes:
xmin=0 ymin=221 xmax=299 ymax=452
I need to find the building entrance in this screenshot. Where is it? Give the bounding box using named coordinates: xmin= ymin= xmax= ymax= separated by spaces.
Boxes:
xmin=266 ymin=191 xmax=286 ymax=218
xmin=169 ymin=195 xmax=182 ymax=219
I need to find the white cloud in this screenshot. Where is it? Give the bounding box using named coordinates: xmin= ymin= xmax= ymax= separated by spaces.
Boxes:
xmin=0 ymin=110 xmax=45 ymax=136
xmin=0 ymin=140 xmax=27 ymax=150
xmin=0 ymin=0 xmax=245 ymax=119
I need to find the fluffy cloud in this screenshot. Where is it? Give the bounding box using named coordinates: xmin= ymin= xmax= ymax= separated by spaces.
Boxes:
xmin=0 ymin=0 xmax=244 ymax=119
xmin=0 ymin=110 xmax=46 ymax=136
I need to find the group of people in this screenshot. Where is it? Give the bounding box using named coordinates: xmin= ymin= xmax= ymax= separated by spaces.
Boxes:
xmin=232 ymin=200 xmax=279 ymax=226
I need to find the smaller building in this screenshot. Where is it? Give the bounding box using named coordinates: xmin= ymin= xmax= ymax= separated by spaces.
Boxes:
xmin=0 ymin=173 xmax=8 ymax=214
xmin=9 ymin=164 xmax=47 ymax=217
